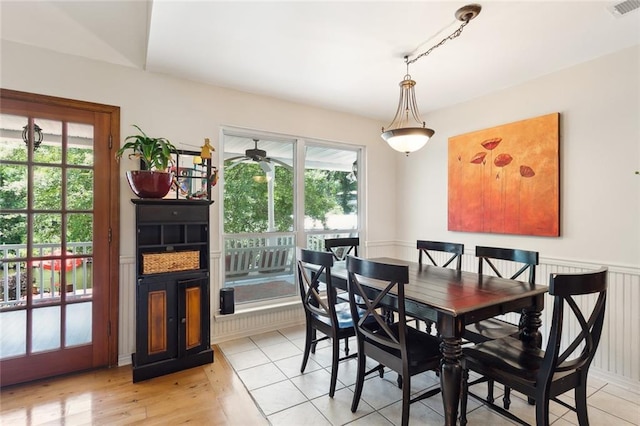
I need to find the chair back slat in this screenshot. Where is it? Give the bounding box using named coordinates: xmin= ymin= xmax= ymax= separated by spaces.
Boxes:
xmin=417 ymin=240 xmax=464 ymax=271
xmin=346 ymin=256 xmax=409 ymax=352
xmin=296 ymin=248 xmax=337 ymax=323
xmin=539 ymin=267 xmax=608 ymax=382
xmin=325 ymin=237 xmax=359 ymax=262
xmin=475 ymin=246 xmax=538 ymax=284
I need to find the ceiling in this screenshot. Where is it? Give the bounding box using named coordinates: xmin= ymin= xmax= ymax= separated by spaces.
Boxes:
xmin=1 ymin=1 xmax=639 ymax=123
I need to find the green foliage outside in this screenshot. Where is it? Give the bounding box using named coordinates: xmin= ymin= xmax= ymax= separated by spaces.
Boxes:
xmin=223 ymin=161 xmax=356 ymax=234
xmin=0 ymin=143 xmax=94 ymax=248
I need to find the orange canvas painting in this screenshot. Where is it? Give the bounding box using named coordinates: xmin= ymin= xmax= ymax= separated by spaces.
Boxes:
xmin=448 ymin=113 xmax=560 ymax=236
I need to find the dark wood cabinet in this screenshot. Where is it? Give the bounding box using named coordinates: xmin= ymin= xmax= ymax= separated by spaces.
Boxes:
xmin=131 ymin=199 xmax=213 ymax=382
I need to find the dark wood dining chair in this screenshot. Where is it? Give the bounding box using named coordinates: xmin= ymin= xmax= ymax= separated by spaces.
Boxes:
xmin=465 ymin=245 xmax=539 ymax=408
xmin=417 ymin=240 xmax=464 ymax=271
xmin=416 ymin=240 xmax=464 ymax=333
xmin=296 ymin=248 xmax=356 ymax=397
xmin=324 ymin=237 xmax=359 ymax=262
xmin=460 ymin=267 xmax=608 ymax=426
xmin=346 ymin=256 xmax=442 ymax=426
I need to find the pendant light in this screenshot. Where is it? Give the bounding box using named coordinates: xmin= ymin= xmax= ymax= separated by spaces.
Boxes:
xmin=381 ymin=4 xmax=482 ymax=155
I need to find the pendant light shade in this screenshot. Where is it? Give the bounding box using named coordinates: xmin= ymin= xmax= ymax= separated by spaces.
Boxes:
xmin=381 ymin=74 xmax=435 ymax=155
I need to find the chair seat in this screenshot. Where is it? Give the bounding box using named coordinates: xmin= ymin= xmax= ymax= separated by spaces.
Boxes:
xmin=313 ymin=302 xmax=366 ymax=329
xmin=463 ymin=336 xmax=544 ymax=382
xmin=364 ymin=323 xmax=441 ymax=370
xmin=465 ymin=318 xmax=520 ymax=342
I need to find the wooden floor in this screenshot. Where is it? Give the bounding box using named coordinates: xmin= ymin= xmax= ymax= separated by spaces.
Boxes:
xmin=0 ymin=346 xmax=268 ymax=425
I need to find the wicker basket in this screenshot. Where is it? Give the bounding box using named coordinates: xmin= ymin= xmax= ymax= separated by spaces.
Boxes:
xmin=142 ymin=250 xmax=199 ymax=274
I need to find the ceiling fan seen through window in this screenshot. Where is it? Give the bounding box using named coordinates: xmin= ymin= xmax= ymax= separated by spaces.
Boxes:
xmin=225 ymin=138 xmax=292 ymax=172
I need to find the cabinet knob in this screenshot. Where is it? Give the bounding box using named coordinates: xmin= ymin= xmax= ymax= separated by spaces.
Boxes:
xmin=172 ymin=210 xmax=178 ymax=216
xmin=181 ymin=318 xmax=186 ymax=324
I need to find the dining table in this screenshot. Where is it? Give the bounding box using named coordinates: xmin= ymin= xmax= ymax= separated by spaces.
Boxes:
xmin=328 ymin=257 xmax=548 ymax=426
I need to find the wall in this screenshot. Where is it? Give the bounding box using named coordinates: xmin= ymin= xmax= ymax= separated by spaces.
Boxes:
xmin=392 ymin=46 xmax=640 ymax=388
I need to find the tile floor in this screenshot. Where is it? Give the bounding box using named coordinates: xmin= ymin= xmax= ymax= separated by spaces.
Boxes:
xmin=218 ymin=324 xmax=640 ymax=425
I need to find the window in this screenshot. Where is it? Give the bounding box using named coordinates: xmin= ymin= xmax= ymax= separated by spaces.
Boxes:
xmin=221 ymin=131 xmax=362 ymax=307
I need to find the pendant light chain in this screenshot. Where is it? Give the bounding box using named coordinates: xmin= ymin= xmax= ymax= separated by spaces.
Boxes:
xmin=406 ymin=19 xmax=469 ymax=67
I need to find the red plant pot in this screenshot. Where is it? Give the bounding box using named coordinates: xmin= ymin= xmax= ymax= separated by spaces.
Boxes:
xmin=126 ymin=170 xmax=173 ymax=198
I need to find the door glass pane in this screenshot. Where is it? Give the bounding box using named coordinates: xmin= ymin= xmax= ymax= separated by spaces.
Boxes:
xmin=32 ymin=306 xmax=61 ymax=352
xmin=0 ymin=164 xmax=27 ymax=210
xmin=33 ymin=119 xmax=62 ymax=164
xmin=67 ymin=123 xmax=94 ymax=166
xmin=32 ymin=214 xmax=62 ymax=255
xmin=0 ymin=310 xmax=26 ymax=358
xmin=0 ymin=113 xmax=28 ymax=161
xmin=65 ymin=302 xmax=92 ymax=346
xmin=0 ymin=260 xmax=29 ymax=307
xmin=34 ymin=166 xmax=62 ymax=210
xmin=0 ymin=213 xmax=27 ymax=249
xmin=66 ymin=169 xmax=94 ymax=210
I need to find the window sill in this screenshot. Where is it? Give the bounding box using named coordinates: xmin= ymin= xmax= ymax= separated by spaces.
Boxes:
xmin=213 ymin=299 xmax=301 ymax=321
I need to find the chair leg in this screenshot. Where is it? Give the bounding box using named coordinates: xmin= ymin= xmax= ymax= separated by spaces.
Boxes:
xmin=503 ymin=386 xmax=511 ymax=409
xmin=351 ymin=351 xmax=366 ymax=413
xmin=344 ymin=337 xmax=349 ymax=356
xmin=575 ymin=381 xmax=589 ymax=425
xmin=301 ymin=324 xmax=313 ymax=373
xmin=397 ymin=374 xmax=403 ymax=388
xmin=311 ymin=328 xmax=317 ymax=354
xmin=487 ymin=379 xmax=495 ymax=403
xmin=535 ymin=389 xmax=551 ymax=426
xmin=401 ymin=370 xmax=411 ymax=426
xmin=460 ymin=367 xmax=469 ymax=426
xmin=329 ymin=336 xmax=340 ymax=398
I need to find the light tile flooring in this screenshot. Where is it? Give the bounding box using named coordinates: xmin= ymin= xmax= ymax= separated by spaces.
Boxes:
xmin=218 ymin=324 xmax=640 ymax=425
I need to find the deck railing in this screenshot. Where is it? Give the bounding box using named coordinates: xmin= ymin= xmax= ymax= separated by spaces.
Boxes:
xmin=223 ymin=232 xmax=358 ymax=282
xmin=0 ymin=243 xmax=93 ymax=307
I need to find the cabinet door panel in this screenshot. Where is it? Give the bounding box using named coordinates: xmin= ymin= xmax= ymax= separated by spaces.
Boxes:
xmin=178 ymin=276 xmax=210 ymax=357
xmin=185 ymin=286 xmax=201 ymax=349
xmin=136 ymin=279 xmax=178 ymax=364
xmin=148 ymin=290 xmax=168 ymax=354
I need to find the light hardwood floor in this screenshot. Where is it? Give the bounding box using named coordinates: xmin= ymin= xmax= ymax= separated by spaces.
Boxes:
xmin=0 ymin=346 xmax=268 ymax=425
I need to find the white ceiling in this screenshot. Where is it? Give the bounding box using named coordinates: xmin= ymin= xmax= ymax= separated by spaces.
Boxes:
xmin=1 ymin=1 xmax=639 ymax=122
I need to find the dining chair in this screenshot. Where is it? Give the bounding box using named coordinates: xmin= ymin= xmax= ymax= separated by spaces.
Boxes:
xmin=417 ymin=240 xmax=464 ymax=271
xmin=296 ymin=248 xmax=356 ymax=397
xmin=325 ymin=237 xmax=362 ymax=327
xmin=346 ymin=256 xmax=442 ymax=426
xmin=324 ymin=237 xmax=359 ymax=262
xmin=416 ymin=240 xmax=464 ymax=333
xmin=460 ymin=267 xmax=608 ymax=426
xmin=465 ymin=245 xmax=539 ymax=408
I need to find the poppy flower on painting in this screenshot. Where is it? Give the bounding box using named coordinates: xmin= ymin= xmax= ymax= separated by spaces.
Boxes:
xmin=470 ymin=152 xmax=487 ymax=164
xmin=520 ymin=165 xmax=535 ymax=178
xmin=481 ymin=138 xmax=501 ymax=151
xmin=494 ymin=153 xmax=513 ymax=167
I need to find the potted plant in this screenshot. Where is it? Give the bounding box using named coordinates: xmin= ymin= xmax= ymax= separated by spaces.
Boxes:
xmin=116 ymin=125 xmax=177 ymax=198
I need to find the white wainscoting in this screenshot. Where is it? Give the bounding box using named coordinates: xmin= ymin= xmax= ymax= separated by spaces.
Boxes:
xmin=118 ymin=243 xmax=639 ymax=391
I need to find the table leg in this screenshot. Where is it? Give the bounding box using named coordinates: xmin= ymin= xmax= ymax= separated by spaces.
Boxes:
xmin=440 ymin=336 xmax=462 ymax=426
xmin=519 ymin=306 xmax=543 ymax=348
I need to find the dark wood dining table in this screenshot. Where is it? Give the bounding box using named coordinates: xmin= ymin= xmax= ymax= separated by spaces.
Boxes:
xmin=328 ymin=257 xmax=548 ymax=426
